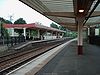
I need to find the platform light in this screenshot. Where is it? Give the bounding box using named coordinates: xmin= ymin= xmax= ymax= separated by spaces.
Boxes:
xmin=79 ymin=10 xmax=84 ymax=13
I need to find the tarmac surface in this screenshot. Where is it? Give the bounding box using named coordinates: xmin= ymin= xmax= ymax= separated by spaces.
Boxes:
xmin=35 ymin=41 xmax=100 ymax=75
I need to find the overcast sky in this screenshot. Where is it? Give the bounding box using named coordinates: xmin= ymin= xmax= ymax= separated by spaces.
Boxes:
xmin=0 ymin=0 xmax=54 ymax=27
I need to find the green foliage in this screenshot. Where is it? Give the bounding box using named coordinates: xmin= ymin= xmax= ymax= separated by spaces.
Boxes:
xmin=31 ymin=30 xmax=37 ymax=36
xmin=14 ymin=29 xmax=23 ymax=35
xmin=5 ymin=20 xmax=13 ymax=24
xmin=63 ymin=32 xmax=67 ymax=37
xmin=50 ymin=23 xmax=59 ymax=29
xmin=59 ymin=25 xmax=66 ymax=31
xmin=0 ymin=22 xmax=9 ymax=38
xmin=14 ymin=18 xmax=27 ymax=35
xmin=50 ymin=23 xmax=66 ymax=31
xmin=50 ymin=22 xmax=77 ymax=38
xmin=0 ymin=17 xmax=5 ymax=22
xmin=0 ymin=17 xmax=12 ymax=24
xmin=14 ymin=18 xmax=27 ymax=24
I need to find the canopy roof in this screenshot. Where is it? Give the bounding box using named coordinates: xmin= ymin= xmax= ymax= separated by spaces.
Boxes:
xmin=19 ymin=0 xmax=100 ymax=31
xmin=4 ymin=23 xmax=65 ymax=33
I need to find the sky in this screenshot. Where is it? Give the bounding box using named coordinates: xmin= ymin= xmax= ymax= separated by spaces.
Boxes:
xmin=0 ymin=0 xmax=54 ymax=27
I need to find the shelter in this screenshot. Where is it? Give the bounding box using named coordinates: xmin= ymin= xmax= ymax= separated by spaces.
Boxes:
xmin=19 ymin=0 xmax=100 ymax=55
xmin=4 ymin=23 xmax=65 ymax=40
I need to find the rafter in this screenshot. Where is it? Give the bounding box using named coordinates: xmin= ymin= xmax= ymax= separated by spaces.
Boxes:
xmin=43 ymin=12 xmax=75 ymax=18
xmin=64 ymin=26 xmax=77 ymax=31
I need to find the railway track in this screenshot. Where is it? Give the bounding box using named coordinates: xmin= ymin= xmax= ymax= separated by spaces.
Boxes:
xmin=0 ymin=38 xmax=71 ymax=75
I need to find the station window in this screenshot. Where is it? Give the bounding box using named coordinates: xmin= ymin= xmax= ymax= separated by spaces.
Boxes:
xmin=95 ymin=28 xmax=99 ymax=36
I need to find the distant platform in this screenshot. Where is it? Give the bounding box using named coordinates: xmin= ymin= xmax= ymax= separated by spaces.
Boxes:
xmin=0 ymin=45 xmax=8 ymax=52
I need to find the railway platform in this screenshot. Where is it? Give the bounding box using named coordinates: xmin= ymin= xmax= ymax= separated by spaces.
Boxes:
xmin=0 ymin=45 xmax=8 ymax=52
xmin=7 ymin=38 xmax=100 ymax=75
xmin=0 ymin=38 xmax=62 ymax=57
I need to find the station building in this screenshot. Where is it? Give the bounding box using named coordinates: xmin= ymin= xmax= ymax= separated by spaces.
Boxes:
xmin=1 ymin=0 xmax=100 ymax=75
xmin=19 ymin=0 xmax=100 ymax=55
xmin=4 ymin=23 xmax=65 ymax=40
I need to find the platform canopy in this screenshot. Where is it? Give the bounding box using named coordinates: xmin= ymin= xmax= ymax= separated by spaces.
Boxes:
xmin=19 ymin=0 xmax=100 ymax=31
xmin=4 ymin=23 xmax=65 ymax=33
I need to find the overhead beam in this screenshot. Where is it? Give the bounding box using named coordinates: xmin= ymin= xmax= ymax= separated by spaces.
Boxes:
xmin=73 ymin=0 xmax=94 ymax=21
xmin=61 ymin=24 xmax=77 ymax=31
xmin=74 ymin=0 xmax=94 ymax=16
xmin=61 ymin=24 xmax=76 ymax=28
xmin=64 ymin=27 xmax=77 ymax=31
xmin=90 ymin=11 xmax=100 ymax=17
xmin=43 ymin=12 xmax=75 ymax=18
xmin=60 ymin=23 xmax=86 ymax=29
xmin=58 ymin=22 xmax=75 ymax=26
xmin=61 ymin=23 xmax=87 ymax=28
xmin=86 ymin=22 xmax=100 ymax=25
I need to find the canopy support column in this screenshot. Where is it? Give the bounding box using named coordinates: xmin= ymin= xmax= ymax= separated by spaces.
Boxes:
xmin=62 ymin=32 xmax=64 ymax=38
xmin=77 ymin=22 xmax=83 ymax=55
xmin=37 ymin=29 xmax=40 ymax=39
xmin=23 ymin=28 xmax=26 ymax=39
xmin=29 ymin=29 xmax=31 ymax=39
xmin=56 ymin=32 xmax=58 ymax=38
xmin=11 ymin=28 xmax=14 ymax=36
xmin=51 ymin=31 xmax=53 ymax=39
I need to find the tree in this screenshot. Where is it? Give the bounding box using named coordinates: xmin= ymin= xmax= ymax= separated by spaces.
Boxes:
xmin=14 ymin=18 xmax=27 ymax=24
xmin=50 ymin=23 xmax=59 ymax=29
xmin=59 ymin=25 xmax=66 ymax=31
xmin=0 ymin=22 xmax=9 ymax=37
xmin=0 ymin=17 xmax=5 ymax=22
xmin=31 ymin=30 xmax=38 ymax=36
xmin=5 ymin=20 xmax=12 ymax=24
xmin=14 ymin=18 xmax=27 ymax=35
xmin=0 ymin=17 xmax=9 ymax=37
xmin=0 ymin=17 xmax=12 ymax=24
xmin=0 ymin=22 xmax=9 ymax=44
